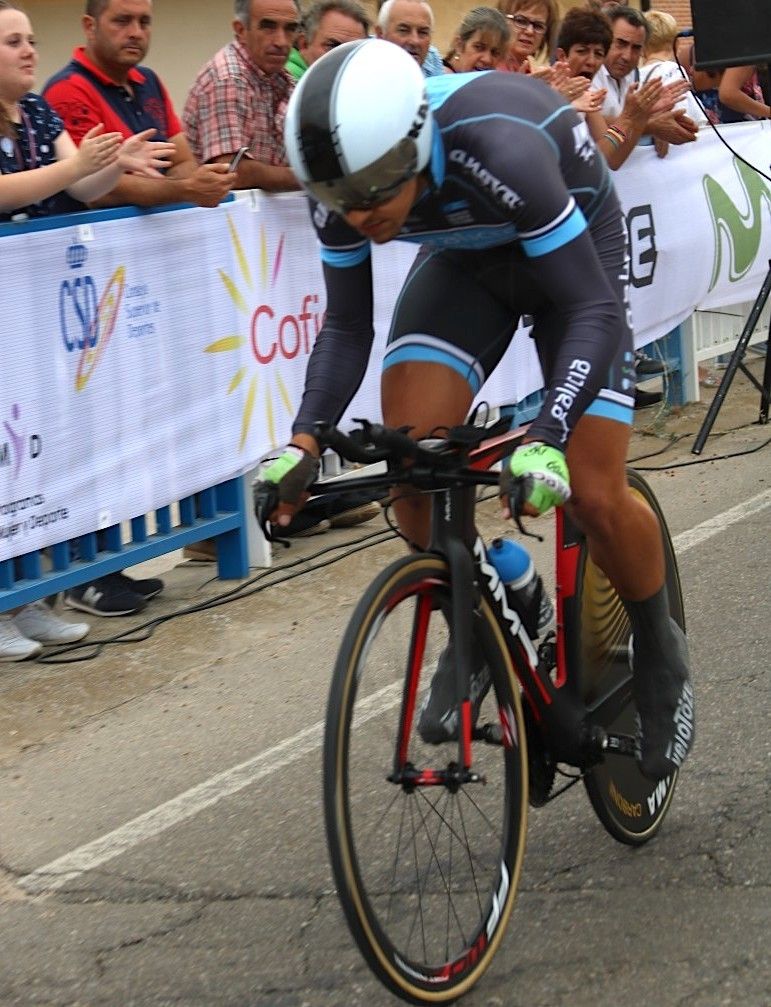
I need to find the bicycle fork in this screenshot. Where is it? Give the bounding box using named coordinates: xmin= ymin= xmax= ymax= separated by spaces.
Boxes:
xmin=389 ymin=487 xmax=486 ymax=790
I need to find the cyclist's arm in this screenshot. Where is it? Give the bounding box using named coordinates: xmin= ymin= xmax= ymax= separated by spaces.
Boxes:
xmin=254 ymin=221 xmax=375 ymax=526
xmin=521 ymin=224 xmax=626 ymax=449
xmin=291 ymin=228 xmax=376 ymax=449
xmin=486 ymin=130 xmax=627 ymax=449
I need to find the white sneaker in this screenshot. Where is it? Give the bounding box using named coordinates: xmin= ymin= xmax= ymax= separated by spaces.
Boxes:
xmin=0 ymin=614 xmax=43 ymax=661
xmin=14 ymin=602 xmax=90 ymax=645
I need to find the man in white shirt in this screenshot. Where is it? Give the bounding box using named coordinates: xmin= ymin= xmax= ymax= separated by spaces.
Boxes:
xmin=592 ymin=5 xmax=697 ymax=148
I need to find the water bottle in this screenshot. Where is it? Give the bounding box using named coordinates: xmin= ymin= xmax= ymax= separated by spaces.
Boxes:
xmin=487 ymin=537 xmax=554 ymax=639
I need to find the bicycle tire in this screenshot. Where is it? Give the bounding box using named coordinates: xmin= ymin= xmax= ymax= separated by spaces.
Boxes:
xmin=575 ymin=470 xmax=685 ymax=846
xmin=324 ymin=553 xmax=528 ymax=1004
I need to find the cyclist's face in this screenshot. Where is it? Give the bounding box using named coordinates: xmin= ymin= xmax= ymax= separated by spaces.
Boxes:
xmin=343 ymin=176 xmax=421 ymax=244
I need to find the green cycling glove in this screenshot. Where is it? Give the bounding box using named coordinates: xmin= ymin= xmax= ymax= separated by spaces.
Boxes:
xmin=501 ymin=442 xmax=571 ymax=516
xmin=256 ymin=445 xmax=319 ymax=507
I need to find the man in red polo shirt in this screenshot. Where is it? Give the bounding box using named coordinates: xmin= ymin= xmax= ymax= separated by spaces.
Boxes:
xmin=44 ymin=0 xmax=235 ymax=209
xmin=42 ymin=0 xmax=238 ymax=617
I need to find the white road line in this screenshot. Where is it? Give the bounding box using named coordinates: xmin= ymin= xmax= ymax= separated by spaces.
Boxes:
xmin=671 ymin=488 xmax=771 ymax=552
xmin=18 ymin=489 xmax=771 ymax=896
xmin=19 ymin=681 xmax=403 ymax=896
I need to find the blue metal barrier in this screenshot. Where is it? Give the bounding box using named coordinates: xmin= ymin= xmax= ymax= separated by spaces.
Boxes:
xmin=0 ymin=477 xmax=249 ymax=613
xmin=658 ymin=327 xmax=686 ymax=407
xmin=499 ymin=390 xmax=546 ymax=430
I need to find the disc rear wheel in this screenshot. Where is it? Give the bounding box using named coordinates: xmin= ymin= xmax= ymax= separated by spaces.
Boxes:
xmin=574 ymin=470 xmax=685 ymax=845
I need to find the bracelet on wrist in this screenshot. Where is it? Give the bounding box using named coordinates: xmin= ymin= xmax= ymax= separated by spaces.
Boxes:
xmin=603 ymin=126 xmax=626 ymax=150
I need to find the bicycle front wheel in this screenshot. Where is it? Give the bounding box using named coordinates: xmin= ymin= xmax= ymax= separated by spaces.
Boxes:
xmin=324 ymin=553 xmax=527 ymax=1004
xmin=576 ymin=469 xmax=685 ymax=845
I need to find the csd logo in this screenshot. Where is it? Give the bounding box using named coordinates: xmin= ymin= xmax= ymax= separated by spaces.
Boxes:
xmin=58 ymin=242 xmax=126 ymax=391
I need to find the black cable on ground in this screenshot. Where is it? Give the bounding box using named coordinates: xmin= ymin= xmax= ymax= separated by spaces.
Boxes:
xmin=36 ymin=524 xmax=398 ymax=665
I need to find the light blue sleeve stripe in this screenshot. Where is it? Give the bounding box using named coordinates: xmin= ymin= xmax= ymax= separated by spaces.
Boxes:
xmin=383 ymin=346 xmax=483 ymax=394
xmin=584 ymin=398 xmax=633 ymax=426
xmin=426 ymin=72 xmax=481 ymax=112
xmin=320 ymin=243 xmax=371 ymax=268
xmin=521 ymin=206 xmax=587 ymax=258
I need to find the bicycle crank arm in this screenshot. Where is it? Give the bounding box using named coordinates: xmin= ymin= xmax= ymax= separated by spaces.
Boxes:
xmin=579 ymin=725 xmax=637 ymax=764
xmin=598 ymin=731 xmax=637 ymax=758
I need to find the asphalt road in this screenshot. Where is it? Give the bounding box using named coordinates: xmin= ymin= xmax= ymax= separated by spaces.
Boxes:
xmin=1 ymin=386 xmax=769 ymax=1007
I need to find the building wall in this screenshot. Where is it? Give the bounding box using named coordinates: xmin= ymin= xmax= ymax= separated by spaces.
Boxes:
xmin=26 ymin=0 xmax=665 ymax=118
xmin=646 ymin=1 xmax=693 ymax=31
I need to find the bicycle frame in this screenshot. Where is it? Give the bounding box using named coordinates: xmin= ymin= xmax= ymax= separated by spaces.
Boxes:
xmin=308 ymin=422 xmax=634 ymax=782
xmin=439 ymin=430 xmax=610 ymax=771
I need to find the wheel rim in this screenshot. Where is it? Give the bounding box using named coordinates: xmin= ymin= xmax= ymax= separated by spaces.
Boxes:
xmin=327 ymin=565 xmax=526 ymax=998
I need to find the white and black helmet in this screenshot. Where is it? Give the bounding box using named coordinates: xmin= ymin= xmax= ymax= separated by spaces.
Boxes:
xmin=284 ymin=38 xmax=433 ymax=215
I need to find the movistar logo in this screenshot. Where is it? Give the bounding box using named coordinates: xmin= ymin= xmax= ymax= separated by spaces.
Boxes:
xmin=703 ymin=157 xmax=771 ymax=291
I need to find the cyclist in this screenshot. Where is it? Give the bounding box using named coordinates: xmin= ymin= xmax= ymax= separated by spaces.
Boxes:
xmin=256 ymin=39 xmax=693 ymax=781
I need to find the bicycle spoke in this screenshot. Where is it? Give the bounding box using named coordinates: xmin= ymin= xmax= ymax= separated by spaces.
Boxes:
xmin=456 ymin=792 xmax=484 ymax=923
xmin=411 ymin=789 xmax=469 ymax=952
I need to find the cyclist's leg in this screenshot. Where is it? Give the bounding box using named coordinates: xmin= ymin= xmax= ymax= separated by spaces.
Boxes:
xmin=381 ymin=248 xmax=517 ymax=549
xmin=531 ymin=258 xmax=694 ymax=781
xmin=567 ymin=415 xmax=663 ymax=598
xmin=566 ymin=417 xmax=693 ymax=780
xmin=381 ymin=249 xmax=519 ymax=743
xmin=382 ymin=363 xmax=470 ymax=547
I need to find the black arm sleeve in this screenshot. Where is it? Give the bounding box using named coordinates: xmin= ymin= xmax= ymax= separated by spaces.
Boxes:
xmin=292 ymin=254 xmax=376 ymax=436
xmin=525 ymin=224 xmax=629 ymax=449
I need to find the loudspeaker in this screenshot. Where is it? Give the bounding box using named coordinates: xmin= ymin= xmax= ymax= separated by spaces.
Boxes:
xmin=691 ymin=0 xmax=771 ymax=70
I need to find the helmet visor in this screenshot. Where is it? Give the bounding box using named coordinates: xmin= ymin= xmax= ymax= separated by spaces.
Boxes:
xmin=303 ymin=138 xmax=419 ymax=216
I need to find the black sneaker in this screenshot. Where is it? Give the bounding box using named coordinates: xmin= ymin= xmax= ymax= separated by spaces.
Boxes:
xmin=634 ymin=349 xmax=667 ymax=376
xmin=417 ymin=643 xmax=490 ymax=744
xmin=64 ymin=576 xmax=147 ymax=617
xmin=630 ymin=618 xmax=695 ymax=780
xmin=634 ymin=387 xmax=663 ymax=410
xmin=112 ymin=571 xmax=164 ymax=600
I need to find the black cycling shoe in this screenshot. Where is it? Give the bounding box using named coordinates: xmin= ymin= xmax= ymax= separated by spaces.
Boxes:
xmin=417 ymin=643 xmax=490 ymax=744
xmin=629 ymin=617 xmax=695 ymax=780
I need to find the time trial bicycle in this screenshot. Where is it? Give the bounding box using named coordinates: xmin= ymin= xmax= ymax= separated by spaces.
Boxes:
xmin=258 ymin=416 xmax=684 ymax=1005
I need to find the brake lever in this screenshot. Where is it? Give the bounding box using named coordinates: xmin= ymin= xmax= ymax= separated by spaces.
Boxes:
xmin=507 ymin=475 xmax=544 ymax=543
xmin=252 ymin=481 xmax=292 ymax=549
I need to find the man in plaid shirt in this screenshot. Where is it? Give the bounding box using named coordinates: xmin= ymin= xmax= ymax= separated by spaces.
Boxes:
xmin=183 ymin=0 xmax=301 ymax=191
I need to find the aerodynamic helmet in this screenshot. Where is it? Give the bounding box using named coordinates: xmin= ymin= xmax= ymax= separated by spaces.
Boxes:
xmin=284 ymin=38 xmax=433 ymax=214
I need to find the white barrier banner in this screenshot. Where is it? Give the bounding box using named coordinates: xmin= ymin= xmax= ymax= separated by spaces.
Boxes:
xmin=2 ymin=121 xmax=769 ymax=558
xmin=615 ymin=120 xmax=771 ymax=341
xmin=0 ymin=202 xmax=251 ymax=560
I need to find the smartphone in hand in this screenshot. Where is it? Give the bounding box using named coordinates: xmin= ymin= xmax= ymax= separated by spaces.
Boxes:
xmin=228 ymin=146 xmax=249 ymax=172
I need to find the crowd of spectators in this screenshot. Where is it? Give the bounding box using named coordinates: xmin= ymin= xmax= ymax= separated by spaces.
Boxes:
xmin=2 ymin=0 xmax=769 ymax=658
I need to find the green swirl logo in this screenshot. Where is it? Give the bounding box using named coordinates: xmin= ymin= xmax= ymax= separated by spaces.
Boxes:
xmin=704 ymin=158 xmax=771 ymax=291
